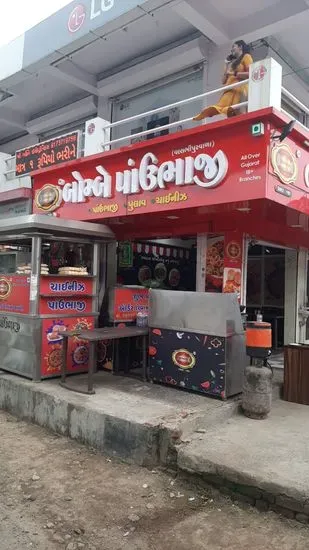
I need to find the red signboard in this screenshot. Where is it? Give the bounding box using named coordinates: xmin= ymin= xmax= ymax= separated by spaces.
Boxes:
xmin=41 ymin=316 xmax=95 ymax=377
xmin=267 ymin=136 xmax=309 ymax=216
xmin=40 ymin=276 xmax=93 ymax=296
xmin=16 ymin=132 xmax=80 ymax=176
xmin=113 ymin=287 xmax=149 ymax=321
xmin=39 ymin=296 xmax=93 ymax=315
xmin=32 ymin=119 xmax=268 ymax=220
xmin=0 ymin=275 xmax=30 ymax=314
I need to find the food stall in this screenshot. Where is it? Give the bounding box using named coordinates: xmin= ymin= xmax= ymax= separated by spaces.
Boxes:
xmin=148 ymin=289 xmax=246 ymax=399
xmin=0 ymin=214 xmax=114 ymax=380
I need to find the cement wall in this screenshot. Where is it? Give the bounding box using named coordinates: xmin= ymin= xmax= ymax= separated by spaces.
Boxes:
xmin=0 ymin=373 xmax=177 ymax=467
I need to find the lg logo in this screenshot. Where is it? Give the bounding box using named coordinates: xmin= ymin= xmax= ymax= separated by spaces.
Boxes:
xmin=67 ymin=4 xmax=86 ymax=33
xmin=90 ymin=0 xmax=115 ymax=20
xmin=252 ymin=65 xmax=267 ymax=82
xmin=67 ymin=1 xmax=114 ymax=33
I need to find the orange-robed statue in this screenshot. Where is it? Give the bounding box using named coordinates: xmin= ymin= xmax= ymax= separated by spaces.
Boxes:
xmin=193 ymin=40 xmax=253 ymax=121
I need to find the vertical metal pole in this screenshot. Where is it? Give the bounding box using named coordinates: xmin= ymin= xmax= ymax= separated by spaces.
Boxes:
xmin=196 ymin=233 xmax=208 ymax=292
xmin=92 ymin=242 xmax=100 ymax=316
xmin=87 ymin=340 xmax=96 ymax=394
xmin=30 ymin=236 xmax=41 ymax=315
xmin=142 ymin=334 xmax=148 ymax=382
xmin=261 ymin=247 xmax=265 ymax=312
xmin=241 ymin=235 xmax=249 ymax=307
xmin=98 ymin=244 xmax=107 ymax=318
xmin=30 ymin=236 xmax=41 ymax=381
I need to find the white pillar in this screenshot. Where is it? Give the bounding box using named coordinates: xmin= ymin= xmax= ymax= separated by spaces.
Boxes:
xmin=284 ymin=249 xmax=298 ymax=345
xmin=196 ymin=233 xmax=207 ymax=291
xmin=248 ymin=57 xmax=282 ymax=112
xmin=296 ymin=248 xmax=308 ymax=344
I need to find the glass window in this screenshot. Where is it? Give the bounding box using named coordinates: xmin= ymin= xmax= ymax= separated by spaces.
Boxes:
xmin=0 ymin=241 xmax=31 ymax=274
xmin=111 ymin=68 xmax=204 ymax=146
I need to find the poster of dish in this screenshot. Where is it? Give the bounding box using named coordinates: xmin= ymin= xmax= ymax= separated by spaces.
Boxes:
xmin=205 ymin=236 xmax=224 ymax=292
xmin=41 ymin=316 xmax=94 ymax=377
xmin=222 ymin=232 xmax=243 ymax=300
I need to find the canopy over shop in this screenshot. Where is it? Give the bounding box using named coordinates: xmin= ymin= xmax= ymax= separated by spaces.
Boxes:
xmin=31 ymin=107 xmax=309 ymax=304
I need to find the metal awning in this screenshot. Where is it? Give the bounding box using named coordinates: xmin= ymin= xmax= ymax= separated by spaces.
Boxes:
xmin=0 ymin=214 xmax=115 ymax=241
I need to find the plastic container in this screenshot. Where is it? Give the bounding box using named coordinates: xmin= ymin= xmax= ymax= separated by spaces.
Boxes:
xmin=246 ymin=321 xmax=272 ymax=359
xmin=256 ymin=310 xmax=263 ymax=323
xmin=136 ymin=312 xmax=148 ymax=328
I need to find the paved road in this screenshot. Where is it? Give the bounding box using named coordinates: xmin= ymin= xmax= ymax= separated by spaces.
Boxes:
xmin=0 ymin=410 xmax=308 ymax=550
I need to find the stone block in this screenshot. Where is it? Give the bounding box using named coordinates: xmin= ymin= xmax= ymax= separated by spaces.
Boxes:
xmin=295 ymin=513 xmax=309 ymax=524
xmin=262 ymin=491 xmax=276 ymax=504
xmin=271 ymin=505 xmax=295 ymax=520
xmin=235 ymin=483 xmax=262 ymax=500
xmin=276 ymin=495 xmax=304 ymax=514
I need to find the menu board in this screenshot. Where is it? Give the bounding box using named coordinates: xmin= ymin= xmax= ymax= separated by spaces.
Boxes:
xmin=15 ymin=132 xmax=80 ymax=176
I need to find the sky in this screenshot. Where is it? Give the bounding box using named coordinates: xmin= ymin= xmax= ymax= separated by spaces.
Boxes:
xmin=0 ymin=0 xmax=73 ymax=47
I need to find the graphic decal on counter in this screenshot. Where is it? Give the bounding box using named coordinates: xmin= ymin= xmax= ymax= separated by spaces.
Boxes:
xmin=41 ymin=317 xmax=94 ymax=376
xmin=149 ymin=328 xmax=225 ymax=397
xmin=46 ymin=319 xmax=68 ymax=343
xmin=72 ymin=345 xmax=89 ymax=367
xmin=45 ymin=344 xmax=63 ymax=373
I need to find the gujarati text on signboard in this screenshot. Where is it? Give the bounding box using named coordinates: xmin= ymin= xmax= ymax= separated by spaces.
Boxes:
xmin=15 ymin=131 xmax=81 ymax=176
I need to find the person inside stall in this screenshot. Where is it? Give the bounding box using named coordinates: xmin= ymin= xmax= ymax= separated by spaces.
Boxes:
xmin=193 ymin=40 xmax=253 ymax=121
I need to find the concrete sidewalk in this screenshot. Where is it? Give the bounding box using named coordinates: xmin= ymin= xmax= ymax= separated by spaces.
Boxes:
xmin=0 ymin=368 xmax=308 ymax=524
xmin=178 ymin=398 xmax=309 ymax=523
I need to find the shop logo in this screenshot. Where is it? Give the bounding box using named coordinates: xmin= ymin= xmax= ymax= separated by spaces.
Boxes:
xmin=87 ymin=122 xmax=96 ymax=135
xmin=172 ymin=349 xmax=196 ymax=370
xmin=68 ymin=4 xmax=86 ymax=33
xmin=252 ymin=65 xmax=267 ymax=82
xmin=0 ymin=278 xmax=12 ymax=300
xmin=271 ymin=144 xmax=298 ymax=185
xmin=34 ymin=184 xmax=62 ymax=213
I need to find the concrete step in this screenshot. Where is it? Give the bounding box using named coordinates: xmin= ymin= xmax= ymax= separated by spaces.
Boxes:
xmin=0 ymin=371 xmax=237 ymax=468
xmin=177 ymin=398 xmax=309 ymax=524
